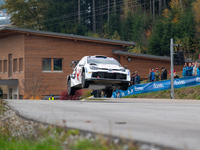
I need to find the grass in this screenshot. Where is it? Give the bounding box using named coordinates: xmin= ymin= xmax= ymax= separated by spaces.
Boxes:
xmin=124 ymin=85 xmax=200 ymax=99
xmin=0 ymin=99 xmax=138 ymax=150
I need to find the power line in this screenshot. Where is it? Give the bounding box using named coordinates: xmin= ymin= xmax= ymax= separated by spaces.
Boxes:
xmin=0 ymin=0 xmax=158 ymax=36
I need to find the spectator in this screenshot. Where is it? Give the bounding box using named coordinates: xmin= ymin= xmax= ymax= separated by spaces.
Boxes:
xmin=193 ymin=62 xmax=198 ymax=76
xmin=91 ymin=90 xmax=101 ymax=97
xmin=149 ymin=68 xmax=155 ymax=82
xmin=183 ymin=63 xmax=187 ymax=77
xmin=197 ymin=63 xmax=200 ymax=76
xmin=154 ymin=68 xmax=160 ymax=81
xmin=186 ymin=63 xmax=193 ymax=76
xmin=130 ymin=73 xmax=135 ymax=85
xmin=161 ymin=67 xmax=167 ymax=80
xmin=192 ymin=61 xmax=195 ymax=67
xmin=135 ymin=71 xmax=140 ymax=84
xmin=169 ymin=69 xmax=179 ymax=79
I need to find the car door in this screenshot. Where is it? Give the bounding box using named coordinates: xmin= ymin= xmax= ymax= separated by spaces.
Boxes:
xmin=74 ymin=57 xmax=85 ymax=85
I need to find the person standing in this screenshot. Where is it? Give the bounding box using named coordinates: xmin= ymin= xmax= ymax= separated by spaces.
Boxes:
xmin=135 ymin=71 xmax=140 ymax=84
xmin=154 ymin=68 xmax=160 ymax=81
xmin=149 ymin=68 xmax=155 ymax=82
xmin=130 ymin=73 xmax=135 ymax=85
xmin=193 ymin=62 xmax=198 ymax=76
xmin=186 ymin=63 xmax=193 ymax=76
xmin=161 ymin=67 xmax=167 ymax=80
xmin=182 ymin=63 xmax=187 ymax=77
xmin=49 ymin=94 xmax=54 ymax=100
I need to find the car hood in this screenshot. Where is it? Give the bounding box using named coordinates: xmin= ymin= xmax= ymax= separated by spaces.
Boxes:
xmin=96 ymin=64 xmax=121 ymax=70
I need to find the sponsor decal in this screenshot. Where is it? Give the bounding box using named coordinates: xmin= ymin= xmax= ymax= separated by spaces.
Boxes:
xmin=196 ymin=77 xmax=200 ymax=83
xmin=121 ymin=92 xmax=125 ymax=97
xmin=174 ymin=80 xmax=186 ymax=85
xmin=134 ymin=86 xmax=144 ymax=91
xmin=153 ymin=83 xmax=164 ymax=89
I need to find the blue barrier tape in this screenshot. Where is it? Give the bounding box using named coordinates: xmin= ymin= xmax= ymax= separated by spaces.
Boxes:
xmin=112 ymin=76 xmax=200 ymax=98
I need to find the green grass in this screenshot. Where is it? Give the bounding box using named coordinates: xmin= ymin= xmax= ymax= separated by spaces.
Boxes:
xmin=0 ymin=133 xmax=62 ymax=150
xmin=124 ymin=85 xmax=200 ymax=99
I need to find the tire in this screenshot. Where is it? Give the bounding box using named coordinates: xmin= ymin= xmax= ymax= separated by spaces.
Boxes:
xmin=105 ymin=90 xmax=113 ymax=98
xmin=82 ymin=72 xmax=89 ymax=88
xmin=121 ymin=83 xmax=129 ymax=90
xmin=68 ymin=78 xmax=75 ymax=95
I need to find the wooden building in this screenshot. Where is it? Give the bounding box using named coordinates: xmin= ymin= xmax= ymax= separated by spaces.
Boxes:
xmin=0 ymin=26 xmax=194 ymax=99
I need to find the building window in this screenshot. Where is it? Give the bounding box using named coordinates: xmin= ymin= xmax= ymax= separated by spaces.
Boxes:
xmin=54 ymin=59 xmax=62 ymax=71
xmin=0 ymin=60 xmax=2 ymax=73
xmin=42 ymin=58 xmax=63 ymax=72
xmin=3 ymin=60 xmax=7 ymax=73
xmin=42 ymin=58 xmax=51 ymax=71
xmin=13 ymin=59 xmax=17 ymax=73
xmin=19 ymin=58 xmax=23 ymax=72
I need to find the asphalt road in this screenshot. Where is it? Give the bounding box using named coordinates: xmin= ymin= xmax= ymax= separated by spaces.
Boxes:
xmin=6 ymin=98 xmax=200 ymax=150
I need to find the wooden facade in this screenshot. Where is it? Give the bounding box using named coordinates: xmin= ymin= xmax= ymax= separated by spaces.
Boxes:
xmin=0 ymin=27 xmax=133 ymax=98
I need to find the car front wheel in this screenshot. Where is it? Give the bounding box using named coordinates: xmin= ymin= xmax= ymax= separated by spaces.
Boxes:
xmin=68 ymin=78 xmax=75 ymax=95
xmin=82 ymin=72 xmax=89 ymax=88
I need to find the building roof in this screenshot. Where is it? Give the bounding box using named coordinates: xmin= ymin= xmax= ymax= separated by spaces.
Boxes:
xmin=112 ymin=50 xmax=197 ymax=63
xmin=0 ymin=79 xmax=18 ymax=85
xmin=0 ymin=26 xmax=135 ymax=46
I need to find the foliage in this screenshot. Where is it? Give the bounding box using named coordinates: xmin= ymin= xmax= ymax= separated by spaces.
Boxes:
xmin=23 ymin=93 xmax=44 ymax=100
xmin=60 ymin=89 xmax=82 ymax=100
xmin=0 ymin=0 xmax=48 ymax=29
xmin=22 ymin=72 xmax=47 ymax=99
xmin=193 ymin=0 xmax=200 ymax=32
xmin=128 ymin=45 xmax=142 ymax=53
xmin=148 ymin=0 xmax=197 ymax=57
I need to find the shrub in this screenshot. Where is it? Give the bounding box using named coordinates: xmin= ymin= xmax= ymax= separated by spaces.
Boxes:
xmin=60 ymin=89 xmax=82 ymax=100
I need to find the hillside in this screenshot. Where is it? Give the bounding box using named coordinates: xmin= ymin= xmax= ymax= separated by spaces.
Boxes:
xmin=124 ymin=86 xmax=200 ymax=99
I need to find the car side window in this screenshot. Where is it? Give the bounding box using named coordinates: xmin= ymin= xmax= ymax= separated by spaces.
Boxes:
xmin=79 ymin=57 xmax=85 ymax=66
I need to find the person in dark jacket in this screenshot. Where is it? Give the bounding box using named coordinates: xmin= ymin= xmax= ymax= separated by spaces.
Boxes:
xmin=161 ymin=67 xmax=167 ymax=80
xmin=135 ymin=71 xmax=140 ymax=84
xmin=91 ymin=90 xmax=101 ymax=97
xmin=130 ymin=73 xmax=135 ymax=85
xmin=182 ymin=63 xmax=187 ymax=77
xmin=186 ymin=63 xmax=193 ymax=76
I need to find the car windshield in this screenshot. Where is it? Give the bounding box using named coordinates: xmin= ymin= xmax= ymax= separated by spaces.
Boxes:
xmin=87 ymin=57 xmax=120 ymax=66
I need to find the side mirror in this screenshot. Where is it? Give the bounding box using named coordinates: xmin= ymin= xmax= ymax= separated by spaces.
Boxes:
xmin=125 ymin=65 xmax=127 ymax=69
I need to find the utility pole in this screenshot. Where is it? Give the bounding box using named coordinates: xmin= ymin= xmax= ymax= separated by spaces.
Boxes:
xmin=170 ymin=38 xmax=174 ymax=99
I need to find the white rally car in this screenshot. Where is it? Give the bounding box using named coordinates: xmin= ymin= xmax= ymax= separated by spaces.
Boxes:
xmin=67 ymin=55 xmax=130 ymax=97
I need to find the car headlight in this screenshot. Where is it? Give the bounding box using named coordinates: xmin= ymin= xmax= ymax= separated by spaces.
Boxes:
xmin=90 ymin=66 xmax=99 ymax=70
xmin=119 ymin=68 xmax=126 ymax=72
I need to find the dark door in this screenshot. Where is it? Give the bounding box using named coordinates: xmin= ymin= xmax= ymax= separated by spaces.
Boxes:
xmin=8 ymin=54 xmax=12 ymax=77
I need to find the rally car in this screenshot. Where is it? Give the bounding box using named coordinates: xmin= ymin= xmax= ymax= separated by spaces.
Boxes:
xmin=67 ymin=55 xmax=130 ymax=97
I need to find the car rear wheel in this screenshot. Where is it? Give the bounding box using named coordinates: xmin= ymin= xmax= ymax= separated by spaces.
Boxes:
xmin=105 ymin=90 xmax=113 ymax=98
xmin=82 ymin=72 xmax=89 ymax=88
xmin=121 ymin=83 xmax=129 ymax=90
xmin=68 ymin=78 xmax=75 ymax=95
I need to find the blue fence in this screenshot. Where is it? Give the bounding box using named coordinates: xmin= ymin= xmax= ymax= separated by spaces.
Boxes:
xmin=112 ymin=75 xmax=200 ymax=98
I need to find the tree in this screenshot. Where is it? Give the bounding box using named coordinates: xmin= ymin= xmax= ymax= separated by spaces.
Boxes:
xmin=92 ymin=0 xmax=96 ymax=33
xmin=0 ymin=0 xmax=48 ymax=29
xmin=148 ymin=0 xmax=197 ymax=57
